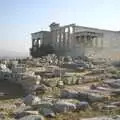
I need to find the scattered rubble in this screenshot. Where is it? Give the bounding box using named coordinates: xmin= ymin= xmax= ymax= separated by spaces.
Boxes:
xmin=53 ymin=100 xmax=76 ymax=113
xmin=23 ymin=94 xmax=41 ymax=106
xmin=0 ymin=54 xmax=120 ymax=119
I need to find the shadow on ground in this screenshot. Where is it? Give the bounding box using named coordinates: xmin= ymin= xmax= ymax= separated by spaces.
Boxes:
xmin=0 ymin=80 xmax=26 ymax=100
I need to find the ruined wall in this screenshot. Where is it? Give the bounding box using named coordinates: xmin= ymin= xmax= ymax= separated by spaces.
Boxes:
xmin=51 ymin=25 xmax=75 ymax=56
xmin=31 ymin=31 xmax=51 ymax=47
xmin=51 ymin=25 xmax=120 ymax=59
xmin=30 ymin=23 xmax=120 ymax=60
xmin=31 ymin=31 xmax=52 ymax=57
xmin=74 ymin=26 xmax=120 ymax=60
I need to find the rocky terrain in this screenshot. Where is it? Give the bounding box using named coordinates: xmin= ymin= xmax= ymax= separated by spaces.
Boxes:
xmin=0 ymin=54 xmax=120 ymax=120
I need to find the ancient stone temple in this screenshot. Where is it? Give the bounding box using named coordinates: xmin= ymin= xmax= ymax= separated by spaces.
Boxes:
xmin=30 ymin=22 xmax=120 ymax=59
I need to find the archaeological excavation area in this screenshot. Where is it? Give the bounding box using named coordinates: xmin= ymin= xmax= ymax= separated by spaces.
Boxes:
xmin=0 ymin=22 xmax=120 ymax=120
xmin=0 ymin=54 xmax=120 ymax=120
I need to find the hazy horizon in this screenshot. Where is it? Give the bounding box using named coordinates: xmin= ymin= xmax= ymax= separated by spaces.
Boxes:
xmin=0 ymin=0 xmax=120 ymax=55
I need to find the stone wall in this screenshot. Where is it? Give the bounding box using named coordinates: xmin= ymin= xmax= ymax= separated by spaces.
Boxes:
xmin=30 ymin=23 xmax=120 ymax=60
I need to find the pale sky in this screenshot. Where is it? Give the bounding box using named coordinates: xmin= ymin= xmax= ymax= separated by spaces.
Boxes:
xmin=0 ymin=0 xmax=120 ymax=54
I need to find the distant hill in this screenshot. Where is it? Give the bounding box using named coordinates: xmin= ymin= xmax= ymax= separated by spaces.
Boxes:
xmin=0 ymin=49 xmax=29 ymax=59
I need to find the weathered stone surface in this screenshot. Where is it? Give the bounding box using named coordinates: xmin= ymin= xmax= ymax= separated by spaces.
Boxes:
xmin=43 ymin=78 xmax=59 ymax=87
xmin=23 ymin=94 xmax=41 ymax=106
xmin=39 ymin=108 xmax=55 ymax=117
xmin=61 ymin=90 xmax=104 ymax=102
xmin=111 ymin=101 xmax=120 ymax=106
xmin=60 ymin=99 xmax=89 ymax=110
xmin=34 ymin=102 xmax=53 ymax=110
xmin=57 ymin=80 xmax=64 ymax=87
xmin=81 ymin=116 xmax=120 ymax=120
xmin=76 ymin=101 xmax=89 ymax=110
xmin=61 ymin=90 xmax=78 ymax=99
xmin=63 ymin=76 xmax=78 ymax=85
xmin=63 ymin=76 xmax=73 ymax=85
xmin=53 ymin=100 xmax=76 ymax=113
xmin=18 ymin=115 xmax=44 ymax=120
xmin=111 ymin=89 xmax=120 ymax=95
xmin=24 ymin=110 xmax=39 ymax=115
xmin=32 ymin=84 xmax=48 ymax=94
xmin=87 ymin=93 xmax=105 ymax=102
xmin=76 ymin=78 xmax=82 ymax=84
xmin=103 ymin=105 xmax=118 ymax=110
xmin=13 ymin=103 xmax=31 ymax=114
xmin=104 ymin=79 xmax=120 ymax=88
xmin=14 ymin=111 xmax=30 ymax=119
xmin=0 ymin=112 xmax=7 ymax=119
xmin=78 ymin=91 xmax=105 ymax=102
